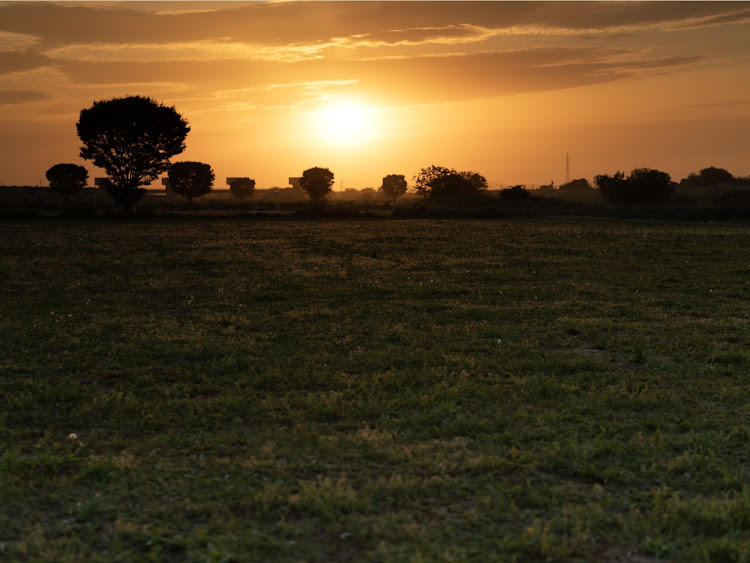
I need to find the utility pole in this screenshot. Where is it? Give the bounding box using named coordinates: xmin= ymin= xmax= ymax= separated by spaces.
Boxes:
xmin=564 ymin=153 xmax=570 ymax=185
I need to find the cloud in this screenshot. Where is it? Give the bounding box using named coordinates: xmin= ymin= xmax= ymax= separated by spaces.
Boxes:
xmin=341 ymin=48 xmax=704 ymax=105
xmin=670 ymin=8 xmax=750 ymax=29
xmin=47 ymin=39 xmax=336 ymax=64
xmin=0 ymin=31 xmax=40 ymax=52
xmin=684 ymin=99 xmax=750 ymax=109
xmin=2 ymin=1 xmax=748 ymax=48
xmin=0 ymin=89 xmax=49 ymax=105
xmin=0 ymin=51 xmax=51 ymax=74
xmin=55 ymin=46 xmax=705 ymax=109
xmin=344 ymin=24 xmax=498 ymax=48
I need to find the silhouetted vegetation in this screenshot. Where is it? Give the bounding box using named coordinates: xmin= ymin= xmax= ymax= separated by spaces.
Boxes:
xmin=681 ymin=166 xmax=736 ymax=187
xmin=229 ymin=177 xmax=255 ymax=200
xmin=498 ymin=184 xmax=531 ymax=201
xmin=559 ymin=178 xmax=591 ymax=190
xmin=167 ymin=161 xmax=215 ymax=205
xmin=414 ymin=165 xmax=488 ymax=200
xmin=300 ymin=167 xmax=334 ymax=203
xmin=380 ymin=174 xmax=408 ymax=202
xmin=44 ymin=163 xmax=88 ymax=209
xmin=596 ymin=167 xmax=674 ymax=205
xmin=77 ymin=96 xmax=190 ymax=211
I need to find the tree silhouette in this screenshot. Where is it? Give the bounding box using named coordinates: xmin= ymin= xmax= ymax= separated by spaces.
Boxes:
xmin=381 ymin=174 xmax=408 ymax=202
xmin=498 ymin=185 xmax=531 ymax=201
xmin=229 ymin=177 xmax=255 ymax=200
xmin=45 ymin=163 xmax=88 ymax=209
xmin=168 ymin=161 xmax=215 ymax=205
xmin=414 ymin=165 xmax=451 ymax=200
xmin=681 ymin=166 xmax=735 ymax=187
xmin=596 ymin=168 xmax=673 ymax=205
xmin=77 ymin=96 xmax=189 ymax=211
xmin=300 ymin=167 xmax=334 ymax=203
xmin=414 ymin=166 xmax=488 ymax=199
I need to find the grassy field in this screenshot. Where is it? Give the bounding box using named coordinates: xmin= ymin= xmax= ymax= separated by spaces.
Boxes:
xmin=2 ymin=217 xmax=750 ymax=561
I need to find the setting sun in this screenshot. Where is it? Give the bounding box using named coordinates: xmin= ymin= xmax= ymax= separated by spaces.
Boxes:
xmin=315 ymin=100 xmax=376 ymax=146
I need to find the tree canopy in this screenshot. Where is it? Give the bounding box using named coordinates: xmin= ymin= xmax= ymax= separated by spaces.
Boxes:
xmin=167 ymin=161 xmax=215 ymax=204
xmin=300 ymin=167 xmax=334 ymax=203
xmin=229 ymin=177 xmax=255 ymax=200
xmin=45 ymin=163 xmax=88 ymax=206
xmin=381 ymin=174 xmax=408 ymax=202
xmin=77 ymin=96 xmax=190 ymax=210
xmin=498 ymin=185 xmax=531 ymax=201
xmin=680 ymin=166 xmax=735 ymax=187
xmin=596 ymin=168 xmax=674 ymax=205
xmin=414 ymin=165 xmax=488 ymax=200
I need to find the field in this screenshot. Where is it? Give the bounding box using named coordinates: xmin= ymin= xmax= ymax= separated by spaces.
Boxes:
xmin=2 ymin=217 xmax=750 ymax=561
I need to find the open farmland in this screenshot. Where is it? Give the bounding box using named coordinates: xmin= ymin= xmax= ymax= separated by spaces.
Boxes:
xmin=2 ymin=218 xmax=750 ymax=561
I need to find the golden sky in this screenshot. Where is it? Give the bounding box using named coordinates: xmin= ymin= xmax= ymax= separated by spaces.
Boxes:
xmin=1 ymin=1 xmax=749 ymax=189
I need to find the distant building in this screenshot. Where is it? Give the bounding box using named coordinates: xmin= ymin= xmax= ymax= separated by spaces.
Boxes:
xmin=288 ymin=177 xmax=303 ymax=192
xmin=161 ymin=177 xmax=179 ymax=197
xmin=559 ymin=178 xmax=592 ymax=190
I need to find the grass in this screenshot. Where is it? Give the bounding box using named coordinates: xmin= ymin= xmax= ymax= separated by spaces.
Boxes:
xmin=2 ymin=217 xmax=750 ymax=561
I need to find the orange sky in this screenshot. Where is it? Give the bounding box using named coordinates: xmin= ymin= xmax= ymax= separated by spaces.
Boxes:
xmin=1 ymin=1 xmax=749 ymax=190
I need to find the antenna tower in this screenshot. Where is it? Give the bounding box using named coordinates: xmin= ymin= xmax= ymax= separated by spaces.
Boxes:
xmin=564 ymin=153 xmax=570 ymax=185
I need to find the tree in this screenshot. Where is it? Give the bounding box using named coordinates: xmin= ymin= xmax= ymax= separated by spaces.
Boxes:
xmin=681 ymin=166 xmax=735 ymax=187
xmin=413 ymin=166 xmax=488 ymax=200
xmin=498 ymin=184 xmax=531 ymax=201
xmin=381 ymin=174 xmax=408 ymax=202
xmin=77 ymin=96 xmax=190 ymax=211
xmin=167 ymin=161 xmax=215 ymax=205
xmin=596 ymin=168 xmax=673 ymax=205
xmin=300 ymin=167 xmax=334 ymax=203
xmin=229 ymin=177 xmax=255 ymax=200
xmin=45 ymin=163 xmax=88 ymax=209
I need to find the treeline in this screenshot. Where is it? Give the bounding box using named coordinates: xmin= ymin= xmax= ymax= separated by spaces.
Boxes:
xmin=19 ymin=94 xmax=750 ymax=216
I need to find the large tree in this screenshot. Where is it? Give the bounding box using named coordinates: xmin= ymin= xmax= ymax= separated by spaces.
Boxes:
xmin=596 ymin=168 xmax=673 ymax=205
xmin=414 ymin=165 xmax=488 ymax=200
xmin=381 ymin=174 xmax=408 ymax=202
xmin=300 ymin=167 xmax=334 ymax=203
xmin=77 ymin=96 xmax=190 ymax=211
xmin=681 ymin=166 xmax=735 ymax=187
xmin=167 ymin=161 xmax=215 ymax=205
xmin=229 ymin=177 xmax=255 ymax=200
xmin=45 ymin=163 xmax=88 ymax=209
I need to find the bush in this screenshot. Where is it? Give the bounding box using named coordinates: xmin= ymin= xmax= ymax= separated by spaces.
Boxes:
xmin=498 ymin=185 xmax=532 ymax=201
xmin=596 ymin=168 xmax=673 ymax=205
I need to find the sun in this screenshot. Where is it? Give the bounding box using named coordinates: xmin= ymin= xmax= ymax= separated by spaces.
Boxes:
xmin=315 ymin=100 xmax=375 ymax=146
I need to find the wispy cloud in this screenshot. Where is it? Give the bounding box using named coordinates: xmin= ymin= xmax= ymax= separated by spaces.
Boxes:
xmin=0 ymin=89 xmax=48 ymax=105
xmin=2 ymin=2 xmax=748 ymax=48
xmin=343 ymin=24 xmax=498 ymax=48
xmin=0 ymin=51 xmax=51 ymax=75
xmin=671 ymin=9 xmax=750 ymax=29
xmin=0 ymin=31 xmax=40 ymax=52
xmin=684 ymin=99 xmax=750 ymax=108
xmin=47 ymin=39 xmax=338 ymax=63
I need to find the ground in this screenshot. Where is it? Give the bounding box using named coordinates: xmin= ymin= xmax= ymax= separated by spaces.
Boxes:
xmin=2 ymin=218 xmax=750 ymax=561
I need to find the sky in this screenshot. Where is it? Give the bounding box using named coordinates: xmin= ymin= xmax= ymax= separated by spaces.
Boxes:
xmin=1 ymin=1 xmax=749 ymax=190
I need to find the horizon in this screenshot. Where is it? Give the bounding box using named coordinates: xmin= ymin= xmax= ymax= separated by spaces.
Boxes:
xmin=1 ymin=1 xmax=749 ymax=190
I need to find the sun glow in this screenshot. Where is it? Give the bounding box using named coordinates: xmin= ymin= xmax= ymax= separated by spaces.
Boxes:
xmin=315 ymin=100 xmax=376 ymax=146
